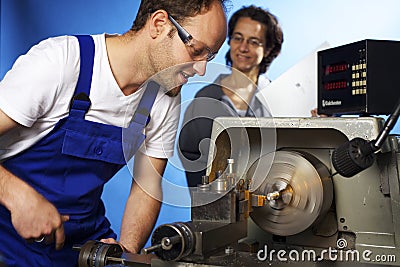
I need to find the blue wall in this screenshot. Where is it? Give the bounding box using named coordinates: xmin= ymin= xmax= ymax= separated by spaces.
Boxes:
xmin=0 ymin=0 xmax=138 ymax=76
xmin=2 ymin=0 xmax=400 ymax=248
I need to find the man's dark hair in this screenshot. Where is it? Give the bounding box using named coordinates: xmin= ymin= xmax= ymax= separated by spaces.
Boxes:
xmin=131 ymin=0 xmax=228 ymax=32
xmin=225 ymin=5 xmax=283 ymax=75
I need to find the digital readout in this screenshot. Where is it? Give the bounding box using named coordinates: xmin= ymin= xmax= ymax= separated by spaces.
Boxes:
xmin=323 ymin=80 xmax=347 ymax=90
xmin=324 ymin=63 xmax=348 ymax=75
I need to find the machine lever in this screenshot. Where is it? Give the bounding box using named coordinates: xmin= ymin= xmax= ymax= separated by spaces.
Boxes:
xmin=141 ymin=243 xmax=163 ymax=254
xmin=332 ymin=97 xmax=400 ymax=177
xmin=142 ymin=235 xmax=181 ymax=255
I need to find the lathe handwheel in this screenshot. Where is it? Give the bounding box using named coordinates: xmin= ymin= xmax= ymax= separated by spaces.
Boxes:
xmin=78 ymin=240 xmax=123 ymax=267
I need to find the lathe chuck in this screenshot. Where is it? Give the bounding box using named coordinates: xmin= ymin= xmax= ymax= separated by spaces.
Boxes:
xmin=246 ymin=150 xmax=333 ymax=236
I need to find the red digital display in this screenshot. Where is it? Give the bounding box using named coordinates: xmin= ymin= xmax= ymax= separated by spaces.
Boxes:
xmin=323 ymin=80 xmax=348 ymax=90
xmin=324 ymin=63 xmax=348 ymax=75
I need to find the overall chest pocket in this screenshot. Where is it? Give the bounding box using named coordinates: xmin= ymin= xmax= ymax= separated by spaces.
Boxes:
xmin=62 ymin=130 xmax=127 ymax=165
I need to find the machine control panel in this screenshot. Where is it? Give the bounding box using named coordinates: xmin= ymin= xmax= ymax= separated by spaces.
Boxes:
xmin=318 ymin=39 xmax=400 ymax=115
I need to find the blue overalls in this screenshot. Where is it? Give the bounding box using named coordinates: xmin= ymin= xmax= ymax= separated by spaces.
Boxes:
xmin=0 ymin=35 xmax=159 ymax=267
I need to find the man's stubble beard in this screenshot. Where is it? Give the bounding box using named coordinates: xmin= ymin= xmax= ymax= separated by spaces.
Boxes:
xmin=149 ymin=40 xmax=183 ymax=98
xmin=165 ymin=85 xmax=182 ymax=97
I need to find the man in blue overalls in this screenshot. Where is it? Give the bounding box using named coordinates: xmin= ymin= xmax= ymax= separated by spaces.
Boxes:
xmin=0 ymin=0 xmax=227 ymax=266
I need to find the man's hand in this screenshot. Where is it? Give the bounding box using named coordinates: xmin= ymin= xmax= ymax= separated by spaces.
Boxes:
xmin=100 ymin=238 xmax=128 ymax=252
xmin=10 ymin=186 xmax=69 ymax=250
xmin=0 ymin=164 xmax=69 ymax=250
xmin=311 ymin=108 xmax=329 ymax=117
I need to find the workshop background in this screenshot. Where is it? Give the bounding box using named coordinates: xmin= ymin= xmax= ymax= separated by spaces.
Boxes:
xmin=1 ymin=0 xmax=400 ymax=247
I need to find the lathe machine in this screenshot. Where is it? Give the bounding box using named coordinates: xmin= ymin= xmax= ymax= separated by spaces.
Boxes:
xmin=76 ymin=115 xmax=400 ymax=266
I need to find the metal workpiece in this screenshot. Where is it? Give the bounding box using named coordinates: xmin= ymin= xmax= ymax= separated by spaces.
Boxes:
xmin=265 ymin=190 xmax=281 ymax=201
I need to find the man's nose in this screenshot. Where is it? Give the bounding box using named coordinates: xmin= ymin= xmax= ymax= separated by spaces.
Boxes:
xmin=192 ymin=61 xmax=207 ymax=76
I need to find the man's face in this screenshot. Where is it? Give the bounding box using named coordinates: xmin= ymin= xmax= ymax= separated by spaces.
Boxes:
xmin=151 ymin=1 xmax=227 ymax=96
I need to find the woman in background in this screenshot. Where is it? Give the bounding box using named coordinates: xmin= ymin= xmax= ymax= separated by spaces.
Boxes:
xmin=179 ymin=5 xmax=284 ymax=187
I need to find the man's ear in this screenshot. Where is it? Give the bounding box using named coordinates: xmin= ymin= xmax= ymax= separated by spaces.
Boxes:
xmin=148 ymin=10 xmax=169 ymax=39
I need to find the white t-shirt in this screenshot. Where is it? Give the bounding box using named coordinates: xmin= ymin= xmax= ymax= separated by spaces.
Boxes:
xmin=0 ymin=34 xmax=180 ymax=161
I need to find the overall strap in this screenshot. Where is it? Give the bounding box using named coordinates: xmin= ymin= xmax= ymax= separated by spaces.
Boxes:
xmin=130 ymin=80 xmax=160 ymax=127
xmin=70 ymin=35 xmax=95 ymax=117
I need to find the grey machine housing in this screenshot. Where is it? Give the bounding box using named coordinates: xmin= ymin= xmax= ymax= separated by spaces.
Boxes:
xmin=190 ymin=116 xmax=400 ymax=266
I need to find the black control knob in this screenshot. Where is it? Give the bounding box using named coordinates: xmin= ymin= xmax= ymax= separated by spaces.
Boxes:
xmin=332 ymin=137 xmax=375 ymax=177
